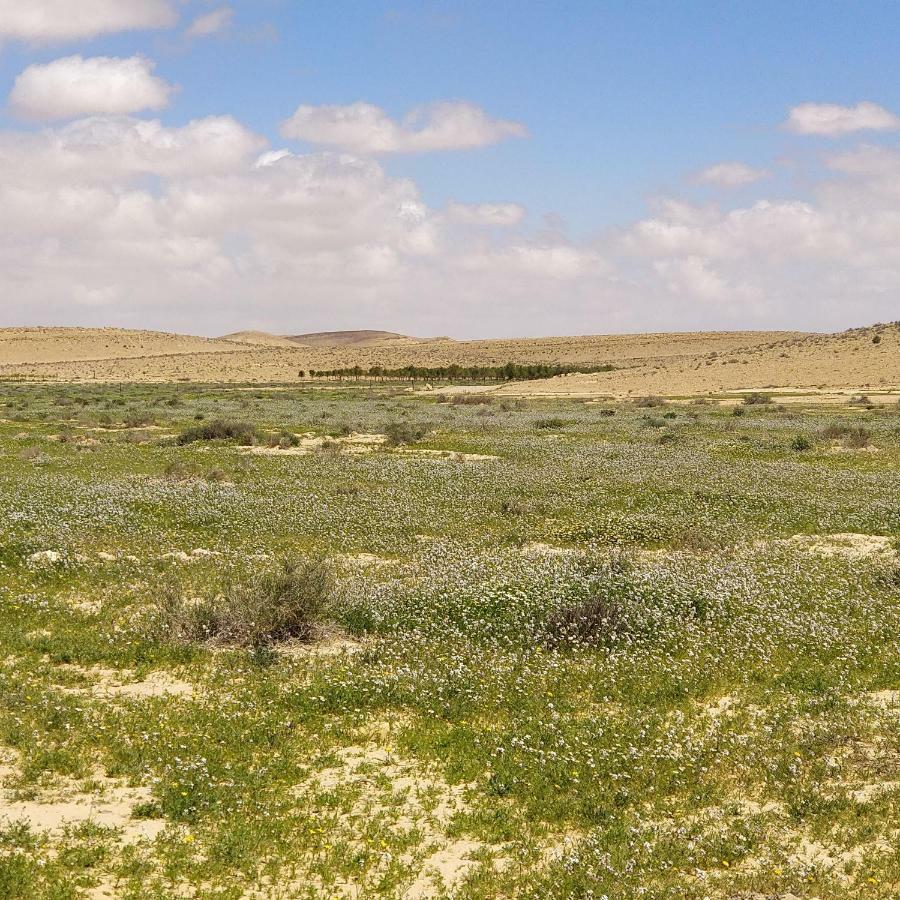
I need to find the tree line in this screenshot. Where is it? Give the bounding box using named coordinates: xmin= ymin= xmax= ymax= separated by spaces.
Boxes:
xmin=298 ymin=362 xmax=616 ymax=382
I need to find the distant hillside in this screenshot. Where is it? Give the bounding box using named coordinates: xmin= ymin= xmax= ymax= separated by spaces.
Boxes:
xmin=285 ymin=330 xmax=429 ymax=348
xmin=220 ymin=331 xmax=304 ymax=348
xmin=3 ymin=323 xmax=896 ymax=399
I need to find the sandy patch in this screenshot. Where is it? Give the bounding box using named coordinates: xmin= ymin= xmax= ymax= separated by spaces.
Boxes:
xmin=245 ymin=432 xmax=388 ymax=456
xmin=56 ymin=664 xmax=194 ymax=700
xmin=0 ymin=754 xmax=165 ymax=844
xmin=281 ymin=636 xmax=364 ymax=660
xmin=393 ymin=448 xmax=500 ymax=462
xmin=296 ymin=737 xmax=500 ymax=897
xmin=773 ymin=533 xmax=896 ymax=560
xmin=866 ymin=689 xmax=900 ymax=712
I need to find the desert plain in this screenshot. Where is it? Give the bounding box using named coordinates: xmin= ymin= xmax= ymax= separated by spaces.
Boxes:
xmin=0 ymin=322 xmax=897 ymax=898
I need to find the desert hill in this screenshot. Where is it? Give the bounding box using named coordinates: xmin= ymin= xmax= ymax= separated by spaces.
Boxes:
xmin=219 ymin=331 xmax=308 ymax=349
xmin=0 ymin=323 xmax=896 ymax=399
xmin=285 ymin=330 xmax=428 ymax=348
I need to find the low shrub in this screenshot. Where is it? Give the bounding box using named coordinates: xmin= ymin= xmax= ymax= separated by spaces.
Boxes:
xmin=534 ymin=417 xmax=566 ymax=430
xmin=791 ymin=435 xmax=812 ymax=451
xmin=266 ymin=430 xmax=300 ymax=449
xmin=820 ymin=423 xmax=870 ymax=447
xmin=383 ymin=421 xmax=430 ymax=446
xmin=176 ymin=420 xmax=259 ymax=446
xmin=451 ymin=394 xmax=495 ymax=406
xmin=155 ymin=558 xmax=333 ymax=649
xmin=742 ymin=392 xmax=772 ymax=405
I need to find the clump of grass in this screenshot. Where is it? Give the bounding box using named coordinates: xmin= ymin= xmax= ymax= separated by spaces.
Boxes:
xmin=848 ymin=394 xmax=874 ymax=409
xmin=164 ymin=460 xmax=197 ymax=481
xmin=633 ymin=396 xmax=666 ymax=408
xmin=742 ymin=392 xmax=772 ymax=405
xmin=820 ymin=423 xmax=871 ymax=447
xmin=451 ymin=394 xmax=495 ymax=406
xmin=176 ymin=420 xmax=259 ymax=446
xmin=544 ymin=593 xmax=626 ymax=647
xmin=18 ymin=445 xmax=46 ymax=463
xmin=266 ymin=430 xmax=300 ymax=449
xmin=534 ymin=417 xmax=566 ymax=430
xmin=791 ymin=435 xmax=812 ymax=451
xmin=383 ymin=421 xmax=430 ymax=446
xmin=156 ymin=558 xmax=334 ymax=649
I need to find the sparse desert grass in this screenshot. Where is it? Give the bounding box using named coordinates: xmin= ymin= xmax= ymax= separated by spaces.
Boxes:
xmin=0 ymin=382 xmax=897 ymax=897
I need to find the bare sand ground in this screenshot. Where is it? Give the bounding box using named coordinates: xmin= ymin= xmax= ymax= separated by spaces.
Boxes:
xmin=0 ymin=323 xmax=896 ymax=399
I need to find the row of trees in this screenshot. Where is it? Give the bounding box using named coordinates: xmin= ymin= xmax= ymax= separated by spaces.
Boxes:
xmin=297 ymin=362 xmax=616 ymax=383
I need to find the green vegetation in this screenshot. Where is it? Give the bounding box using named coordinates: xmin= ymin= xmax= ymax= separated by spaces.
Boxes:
xmin=306 ymin=361 xmax=617 ymax=382
xmin=0 ymin=381 xmax=897 ymax=897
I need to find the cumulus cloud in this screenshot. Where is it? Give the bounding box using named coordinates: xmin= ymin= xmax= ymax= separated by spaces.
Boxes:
xmin=695 ymin=162 xmax=770 ymax=187
xmin=2 ymin=99 xmax=900 ymax=335
xmin=786 ymin=101 xmax=900 ymax=136
xmin=446 ymin=201 xmax=525 ymax=226
xmin=186 ymin=5 xmax=233 ymax=38
xmin=9 ymin=56 xmax=174 ymax=121
xmin=280 ymin=101 xmax=526 ymax=154
xmin=0 ymin=0 xmax=177 ymax=43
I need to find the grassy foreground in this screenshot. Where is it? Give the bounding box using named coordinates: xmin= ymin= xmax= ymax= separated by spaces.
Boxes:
xmin=0 ymin=383 xmax=898 ymax=898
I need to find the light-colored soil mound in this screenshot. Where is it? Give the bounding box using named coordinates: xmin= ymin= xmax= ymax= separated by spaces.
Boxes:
xmin=286 ymin=329 xmax=429 ymax=348
xmin=0 ymin=327 xmax=247 ymax=365
xmin=219 ymin=331 xmax=308 ymax=348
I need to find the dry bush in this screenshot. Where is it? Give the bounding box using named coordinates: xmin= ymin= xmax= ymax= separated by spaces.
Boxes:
xmin=177 ymin=420 xmax=259 ymax=446
xmin=156 ymin=558 xmax=334 ymax=649
xmin=451 ymin=394 xmax=495 ymax=406
xmin=634 ymin=396 xmax=666 ymax=408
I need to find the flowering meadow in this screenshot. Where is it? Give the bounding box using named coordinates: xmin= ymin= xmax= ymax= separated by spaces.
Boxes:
xmin=0 ymin=383 xmax=897 ymax=898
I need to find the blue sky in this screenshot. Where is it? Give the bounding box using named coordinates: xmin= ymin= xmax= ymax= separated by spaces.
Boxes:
xmin=1 ymin=1 xmax=899 ymax=336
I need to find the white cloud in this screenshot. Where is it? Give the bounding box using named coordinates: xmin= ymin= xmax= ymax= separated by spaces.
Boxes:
xmin=9 ymin=56 xmax=174 ymax=121
xmin=0 ymin=115 xmax=266 ymax=186
xmin=280 ymin=101 xmax=526 ymax=154
xmin=0 ymin=0 xmax=177 ymax=43
xmin=786 ymin=101 xmax=900 ymax=136
xmin=695 ymin=162 xmax=770 ymax=187
xmin=186 ymin=5 xmax=233 ymax=38
xmin=2 ymin=102 xmax=900 ymax=335
xmin=446 ymin=201 xmax=525 ymax=226
xmin=653 ymin=256 xmax=729 ymax=301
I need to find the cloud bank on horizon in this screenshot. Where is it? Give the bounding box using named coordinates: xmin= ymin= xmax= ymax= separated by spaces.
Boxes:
xmin=0 ymin=1 xmax=898 ymax=337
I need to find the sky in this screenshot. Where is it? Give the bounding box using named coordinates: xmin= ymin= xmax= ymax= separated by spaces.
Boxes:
xmin=1 ymin=1 xmax=900 ymax=338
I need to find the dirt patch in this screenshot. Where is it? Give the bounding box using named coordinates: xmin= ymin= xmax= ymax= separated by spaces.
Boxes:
xmin=56 ymin=664 xmax=194 ymax=700
xmin=159 ymin=548 xmax=217 ymax=563
xmin=0 ymin=756 xmax=165 ymax=845
xmin=281 ymin=636 xmax=364 ymax=660
xmin=246 ymin=432 xmax=389 ymax=457
xmin=296 ymin=736 xmax=500 ymax=897
xmin=769 ymin=533 xmax=896 ymax=560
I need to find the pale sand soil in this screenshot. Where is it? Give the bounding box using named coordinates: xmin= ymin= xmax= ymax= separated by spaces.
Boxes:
xmin=2 ymin=322 xmax=896 ymax=399
xmin=0 ymin=326 xmax=804 ymax=386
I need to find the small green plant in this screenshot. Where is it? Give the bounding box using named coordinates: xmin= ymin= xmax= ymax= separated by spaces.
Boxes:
xmin=791 ymin=435 xmax=812 ymax=451
xmin=742 ymin=392 xmax=772 ymax=405
xmin=534 ymin=417 xmax=566 ymax=430
xmin=176 ymin=420 xmax=259 ymax=446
